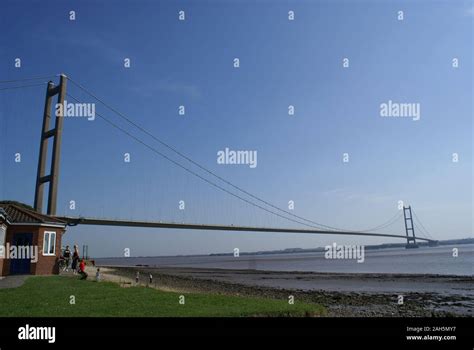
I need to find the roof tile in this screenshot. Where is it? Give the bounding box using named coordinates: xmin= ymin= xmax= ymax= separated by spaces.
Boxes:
xmin=0 ymin=203 xmax=66 ymax=225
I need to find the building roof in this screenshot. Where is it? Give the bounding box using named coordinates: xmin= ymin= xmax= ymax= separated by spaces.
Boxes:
xmin=0 ymin=203 xmax=67 ymax=227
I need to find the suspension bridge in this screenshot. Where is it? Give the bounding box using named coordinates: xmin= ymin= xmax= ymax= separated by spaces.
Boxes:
xmin=1 ymin=73 xmax=439 ymax=248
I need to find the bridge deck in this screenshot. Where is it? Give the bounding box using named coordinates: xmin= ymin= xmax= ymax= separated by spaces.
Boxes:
xmin=57 ymin=216 xmax=434 ymax=242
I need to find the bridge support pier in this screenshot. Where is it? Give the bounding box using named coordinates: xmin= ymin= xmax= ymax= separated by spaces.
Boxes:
xmin=403 ymin=206 xmax=419 ymax=249
xmin=33 ymin=74 xmax=67 ymax=215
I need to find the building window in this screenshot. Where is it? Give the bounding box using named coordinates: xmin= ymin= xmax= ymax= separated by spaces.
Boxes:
xmin=0 ymin=225 xmax=5 ymax=246
xmin=43 ymin=231 xmax=56 ymax=256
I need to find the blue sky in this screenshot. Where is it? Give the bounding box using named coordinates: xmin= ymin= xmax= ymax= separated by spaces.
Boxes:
xmin=0 ymin=0 xmax=472 ymax=257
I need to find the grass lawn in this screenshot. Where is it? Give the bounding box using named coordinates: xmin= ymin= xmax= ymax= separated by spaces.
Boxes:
xmin=0 ymin=276 xmax=326 ymax=317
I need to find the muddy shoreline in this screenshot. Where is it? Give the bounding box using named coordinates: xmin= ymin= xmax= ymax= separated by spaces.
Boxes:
xmin=95 ymin=265 xmax=473 ymax=317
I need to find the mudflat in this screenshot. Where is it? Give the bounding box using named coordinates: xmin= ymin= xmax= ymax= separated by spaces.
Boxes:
xmin=95 ymin=265 xmax=474 ymax=317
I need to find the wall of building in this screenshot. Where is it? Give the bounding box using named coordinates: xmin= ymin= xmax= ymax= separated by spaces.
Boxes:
xmin=0 ymin=225 xmax=65 ymax=276
xmin=34 ymin=226 xmax=64 ymax=275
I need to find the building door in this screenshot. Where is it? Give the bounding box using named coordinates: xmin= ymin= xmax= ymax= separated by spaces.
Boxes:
xmin=9 ymin=233 xmax=33 ymax=275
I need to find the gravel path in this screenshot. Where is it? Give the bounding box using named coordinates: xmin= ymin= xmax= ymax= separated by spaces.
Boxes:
xmin=0 ymin=275 xmax=28 ymax=289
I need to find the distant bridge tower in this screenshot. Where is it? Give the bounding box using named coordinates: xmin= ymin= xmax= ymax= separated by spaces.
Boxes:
xmin=33 ymin=74 xmax=67 ymax=215
xmin=403 ymin=206 xmax=419 ymax=249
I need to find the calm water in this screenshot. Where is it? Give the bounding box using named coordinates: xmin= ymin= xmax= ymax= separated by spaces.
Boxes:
xmin=96 ymin=244 xmax=474 ymax=276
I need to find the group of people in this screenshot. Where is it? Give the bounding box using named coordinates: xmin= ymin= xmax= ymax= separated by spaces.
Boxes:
xmin=61 ymin=245 xmax=88 ymax=280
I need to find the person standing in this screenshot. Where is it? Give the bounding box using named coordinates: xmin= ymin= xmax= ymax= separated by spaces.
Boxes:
xmin=71 ymin=245 xmax=80 ymax=274
xmin=63 ymin=245 xmax=71 ymax=272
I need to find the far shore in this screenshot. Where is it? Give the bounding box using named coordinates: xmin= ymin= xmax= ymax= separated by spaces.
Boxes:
xmin=90 ymin=265 xmax=474 ymax=317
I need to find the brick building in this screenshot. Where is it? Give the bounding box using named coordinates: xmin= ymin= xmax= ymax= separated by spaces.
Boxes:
xmin=0 ymin=202 xmax=67 ymax=276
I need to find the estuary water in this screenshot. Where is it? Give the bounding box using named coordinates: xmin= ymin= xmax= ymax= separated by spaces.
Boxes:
xmin=95 ymin=243 xmax=473 ymax=276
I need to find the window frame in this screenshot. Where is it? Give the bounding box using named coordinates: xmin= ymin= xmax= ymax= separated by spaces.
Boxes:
xmin=42 ymin=231 xmax=57 ymax=256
